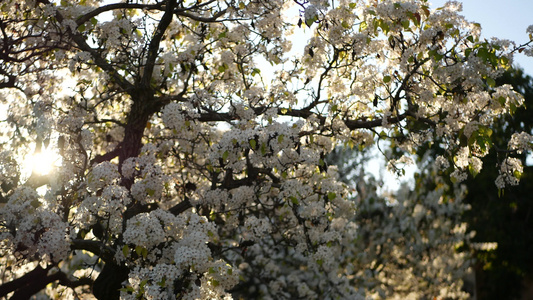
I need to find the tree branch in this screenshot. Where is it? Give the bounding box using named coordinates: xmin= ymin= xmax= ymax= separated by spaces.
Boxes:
xmin=37 ymin=0 xmax=135 ymax=93
xmin=0 ymin=265 xmax=51 ymax=298
xmin=141 ymin=0 xmax=177 ymax=88
xmin=9 ymin=269 xmax=92 ymax=300
xmin=71 ymin=239 xmax=115 ymax=263
xmin=76 ymin=3 xmax=164 ymax=26
xmin=174 ymin=8 xmax=227 ymax=23
xmin=169 ymin=199 xmax=192 ymax=215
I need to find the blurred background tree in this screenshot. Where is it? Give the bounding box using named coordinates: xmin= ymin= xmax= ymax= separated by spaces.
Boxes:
xmin=462 ymin=67 xmax=533 ymax=300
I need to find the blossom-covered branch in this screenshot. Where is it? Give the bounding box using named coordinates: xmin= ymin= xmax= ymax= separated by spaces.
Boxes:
xmin=1 ymin=0 xmax=532 ymax=299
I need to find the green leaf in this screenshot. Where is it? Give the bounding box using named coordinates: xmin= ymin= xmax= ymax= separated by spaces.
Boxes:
xmin=359 ymin=21 xmax=368 ymax=32
xmin=249 ymin=139 xmax=256 ymax=149
xmin=158 ymin=276 xmax=167 ymax=287
xmin=469 ymin=126 xmax=493 ymax=153
xmin=251 ymin=68 xmax=261 ymax=76
xmin=402 ymin=20 xmax=410 ymax=30
xmin=319 ymin=159 xmax=324 ymax=167
xmin=120 ymin=286 xmax=135 ymax=293
xmin=450 ymin=175 xmax=457 ymax=184
xmin=486 ymin=77 xmax=496 ymax=87
xmin=468 ymin=164 xmax=479 ymax=178
xmin=289 ymin=196 xmax=299 ymax=205
xmin=327 ymin=192 xmax=336 ymax=200
xmin=348 ymin=139 xmax=355 ymax=149
xmin=305 ymin=16 xmax=318 ymax=27
xmin=379 ymin=20 xmax=390 ymax=34
xmin=421 ymin=5 xmax=430 ymax=17
xmin=139 ymin=279 xmax=148 ymax=289
xmin=497 ymin=96 xmax=506 ymax=106
xmin=341 ymin=20 xmax=350 ymax=29
xmin=146 ymin=188 xmax=155 ymax=196
xmin=135 ymin=246 xmax=143 ymax=256
xmin=222 ymin=150 xmax=229 ymax=161
xmin=30 ymin=199 xmax=41 ymax=208
xmin=383 ymin=75 xmax=391 ymax=83
xmin=500 ymin=56 xmax=509 ymax=66
xmin=479 ymin=126 xmax=493 ymax=137
xmin=510 ymin=102 xmax=517 ymax=116
xmin=430 ymin=49 xmax=443 ymax=61
xmin=465 ymin=48 xmax=472 ymax=58
xmin=122 ymin=245 xmax=130 ymax=258
xmin=90 ymin=17 xmax=97 ymax=26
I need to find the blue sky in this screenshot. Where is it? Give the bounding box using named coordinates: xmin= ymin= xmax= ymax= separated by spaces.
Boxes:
xmin=431 ymin=0 xmax=533 ymax=75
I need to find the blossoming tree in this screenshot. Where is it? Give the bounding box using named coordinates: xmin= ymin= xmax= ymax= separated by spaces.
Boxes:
xmin=1 ymin=0 xmax=532 ymax=299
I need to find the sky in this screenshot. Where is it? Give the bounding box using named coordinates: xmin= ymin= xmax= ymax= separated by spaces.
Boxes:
xmin=431 ymin=0 xmax=533 ymax=75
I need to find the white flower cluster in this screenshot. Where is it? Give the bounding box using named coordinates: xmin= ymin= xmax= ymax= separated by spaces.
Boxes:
xmin=435 ymin=155 xmax=450 ymax=170
xmin=525 ymin=25 xmax=533 ymax=57
xmin=75 ymin=184 xmax=131 ymax=235
xmin=304 ymin=5 xmax=321 ymax=26
xmin=161 ymin=102 xmax=200 ymax=132
xmin=492 ymin=84 xmax=524 ymax=110
xmin=98 ymin=18 xmax=136 ymax=47
xmin=0 ymin=187 xmax=71 ymax=263
xmin=0 ymin=151 xmax=20 ymax=189
xmin=508 ymin=132 xmax=533 ymax=154
xmin=455 ymin=147 xmax=469 ymax=169
xmin=128 ymin=144 xmax=171 ymax=203
xmin=68 ymin=51 xmax=92 ymax=72
xmin=450 ymin=169 xmax=468 ymax=183
xmin=472 ymin=242 xmax=498 ymax=251
xmin=495 ymin=157 xmax=523 ymax=189
xmin=86 ymin=161 xmax=120 ymax=191
xmin=123 ymin=209 xmax=175 ymax=251
xmin=123 ymin=264 xmax=182 ymax=300
xmin=121 ymin=209 xmax=239 ymax=299
xmin=244 ymin=216 xmax=272 ymax=241
xmin=56 ymin=107 xmax=85 ymax=134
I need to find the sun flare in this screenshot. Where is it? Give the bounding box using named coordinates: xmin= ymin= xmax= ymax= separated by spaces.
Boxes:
xmin=24 ymin=147 xmax=61 ymax=176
